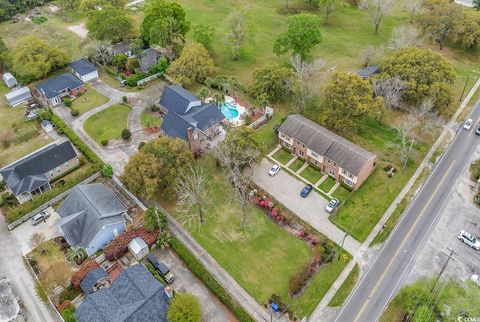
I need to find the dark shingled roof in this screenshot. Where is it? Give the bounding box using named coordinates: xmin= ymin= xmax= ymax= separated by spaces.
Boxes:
xmin=160 ymin=85 xmax=225 ymax=141
xmin=357 ymin=64 xmax=381 ymax=79
xmin=0 ymin=141 xmax=77 ymax=196
xmin=69 ymin=59 xmax=97 ymax=76
xmin=278 ymin=115 xmax=376 ymax=176
xmin=35 ymin=73 xmax=84 ymax=99
xmin=56 ymin=183 xmax=126 ymax=248
xmin=111 ymin=40 xmax=132 ymax=55
xmin=75 ymin=264 xmax=170 ymax=322
xmin=139 ymin=48 xmax=162 ymax=72
xmin=80 ymin=268 xmax=109 ymax=294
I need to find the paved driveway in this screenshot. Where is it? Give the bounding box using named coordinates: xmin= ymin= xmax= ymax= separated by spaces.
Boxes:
xmin=152 ymin=248 xmax=237 ymax=322
xmin=11 ymin=206 xmax=61 ymax=255
xmin=252 ymin=159 xmax=361 ymax=255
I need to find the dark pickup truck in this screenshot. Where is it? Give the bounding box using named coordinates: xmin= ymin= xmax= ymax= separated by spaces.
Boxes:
xmin=147 ymin=254 xmax=175 ymax=284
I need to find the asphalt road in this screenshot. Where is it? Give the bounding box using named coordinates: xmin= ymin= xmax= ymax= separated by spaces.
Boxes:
xmin=335 ymin=98 xmax=480 ymax=322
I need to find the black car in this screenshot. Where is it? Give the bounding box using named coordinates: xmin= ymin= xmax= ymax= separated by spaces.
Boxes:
xmin=300 ymin=184 xmax=313 ymax=198
xmin=476 ymin=123 xmax=480 ymax=136
xmin=147 ymin=254 xmax=175 ymax=284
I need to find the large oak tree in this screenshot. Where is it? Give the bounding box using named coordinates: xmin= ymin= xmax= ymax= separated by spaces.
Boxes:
xmin=86 ymin=6 xmax=136 ymax=43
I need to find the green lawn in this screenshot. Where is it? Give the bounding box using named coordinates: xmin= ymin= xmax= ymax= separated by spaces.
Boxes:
xmin=254 ymin=113 xmax=284 ymax=154
xmin=300 ymin=166 xmax=324 ymax=184
xmin=71 ymin=85 xmax=109 ymax=114
xmin=140 ymin=111 xmax=163 ymax=129
xmin=288 ymin=158 xmax=305 ymax=172
xmin=160 ymin=156 xmax=345 ymax=318
xmin=84 ymin=104 xmax=131 ymax=144
xmin=98 ymin=70 xmax=139 ymax=92
xmin=272 ymin=148 xmax=294 ymax=165
xmin=332 ymin=185 xmax=352 ymax=203
xmin=319 ymin=176 xmax=336 ymax=193
xmin=0 ymin=84 xmax=52 ymax=167
xmin=328 ymin=264 xmax=359 ymax=307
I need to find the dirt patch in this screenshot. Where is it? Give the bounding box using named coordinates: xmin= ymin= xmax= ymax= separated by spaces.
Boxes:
xmin=68 ymin=22 xmax=88 ymax=39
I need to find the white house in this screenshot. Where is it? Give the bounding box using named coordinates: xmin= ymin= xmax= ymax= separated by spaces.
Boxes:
xmin=69 ymin=59 xmax=99 ymax=83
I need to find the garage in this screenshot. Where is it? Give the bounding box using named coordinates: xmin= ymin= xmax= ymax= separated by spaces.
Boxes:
xmin=69 ymin=58 xmax=99 ymax=83
xmin=4 ymin=86 xmax=32 ymax=107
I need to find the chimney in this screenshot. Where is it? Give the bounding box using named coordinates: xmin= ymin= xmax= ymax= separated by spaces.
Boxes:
xmin=164 ymin=286 xmax=174 ymax=299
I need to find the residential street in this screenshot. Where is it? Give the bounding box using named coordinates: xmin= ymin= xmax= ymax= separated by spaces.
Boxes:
xmin=335 ymin=97 xmax=480 ymax=322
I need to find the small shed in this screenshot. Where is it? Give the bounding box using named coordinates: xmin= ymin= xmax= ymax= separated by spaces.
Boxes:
xmin=40 ymin=120 xmax=53 ymax=132
xmin=128 ymin=237 xmax=149 ymax=261
xmin=3 ymin=73 xmax=18 ymax=89
xmin=357 ymin=64 xmax=381 ymax=79
xmin=4 ymin=86 xmax=32 ymax=107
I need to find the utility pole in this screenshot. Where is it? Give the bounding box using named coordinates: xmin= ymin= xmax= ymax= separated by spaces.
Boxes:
xmin=338 ymin=217 xmax=361 ymax=260
xmin=460 ymin=76 xmax=470 ymax=102
xmin=431 ymin=248 xmax=455 ymax=292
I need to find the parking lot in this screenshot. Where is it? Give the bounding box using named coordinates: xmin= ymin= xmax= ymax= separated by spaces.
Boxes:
xmin=11 ymin=206 xmax=60 ymax=255
xmin=151 ymin=248 xmax=237 ymax=322
xmin=252 ymin=159 xmax=361 ymax=255
xmin=407 ymin=148 xmax=480 ymax=284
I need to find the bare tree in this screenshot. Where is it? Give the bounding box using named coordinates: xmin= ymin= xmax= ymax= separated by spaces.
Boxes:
xmin=175 ymin=164 xmax=211 ymax=227
xmin=405 ymin=0 xmax=422 ymax=24
xmin=320 ymin=0 xmax=342 ymax=24
xmin=372 ymin=77 xmax=407 ymax=110
xmin=361 ymin=44 xmax=376 ymax=67
xmin=289 ymin=54 xmax=326 ymax=114
xmin=413 ymin=98 xmax=437 ymax=140
xmin=225 ymin=10 xmax=247 ymax=61
xmin=388 ymin=24 xmax=421 ymax=49
xmin=85 ymin=41 xmax=113 ymax=66
xmin=361 ymin=0 xmax=394 ymax=33
xmin=395 ymin=114 xmax=418 ymax=170
xmin=30 ymin=232 xmax=46 ymax=249
xmin=215 ymin=145 xmax=259 ymax=230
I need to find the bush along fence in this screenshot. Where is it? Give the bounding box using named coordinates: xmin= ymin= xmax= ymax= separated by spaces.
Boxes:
xmin=169 ymin=237 xmax=254 ymax=322
xmin=250 ymin=183 xmax=349 ymax=315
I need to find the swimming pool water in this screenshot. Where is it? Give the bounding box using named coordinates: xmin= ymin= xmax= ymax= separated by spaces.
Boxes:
xmin=220 ymin=102 xmax=239 ymax=120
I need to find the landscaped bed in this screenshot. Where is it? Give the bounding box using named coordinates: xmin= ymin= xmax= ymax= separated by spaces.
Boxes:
xmin=84 ymin=104 xmax=131 ymax=144
xmin=272 ymin=148 xmax=293 ymax=165
xmin=140 ymin=111 xmax=163 ymax=129
xmin=300 ymin=166 xmax=324 ymax=184
xmin=71 ymin=84 xmax=109 ymax=115
xmin=160 ymin=156 xmax=348 ymax=319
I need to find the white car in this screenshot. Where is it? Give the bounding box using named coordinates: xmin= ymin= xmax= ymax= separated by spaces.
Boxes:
xmin=464 ymin=118 xmax=473 ymax=130
xmin=269 ymin=164 xmax=281 ymax=176
xmin=458 ymin=230 xmax=480 ymax=250
xmin=325 ymin=198 xmax=340 ymax=213
xmin=471 ymin=274 xmax=480 ymax=287
xmin=31 ymin=211 xmax=50 ymax=226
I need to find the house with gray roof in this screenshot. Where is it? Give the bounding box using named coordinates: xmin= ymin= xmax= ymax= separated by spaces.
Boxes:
xmin=160 ymin=85 xmax=226 ymax=154
xmin=75 ymin=264 xmax=170 ymax=322
xmin=139 ymin=48 xmax=162 ymax=72
xmin=56 ymin=183 xmax=127 ymax=256
xmin=34 ymin=73 xmax=85 ymax=107
xmin=278 ymin=114 xmax=376 ymax=190
xmin=80 ymin=268 xmax=110 ymax=294
xmin=69 ymin=59 xmax=99 ymax=83
xmin=0 ymin=140 xmax=78 ymax=204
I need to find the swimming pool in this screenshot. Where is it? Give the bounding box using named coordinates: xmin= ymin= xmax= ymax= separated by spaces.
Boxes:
xmin=220 ymin=102 xmax=239 ymax=120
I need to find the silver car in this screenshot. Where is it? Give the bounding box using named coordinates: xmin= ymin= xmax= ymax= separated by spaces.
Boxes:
xmin=325 ymin=198 xmax=339 ymax=213
xmin=269 ymin=164 xmax=281 ymax=176
xmin=458 ymin=230 xmax=480 ymax=250
xmin=31 ymin=211 xmax=50 ymax=226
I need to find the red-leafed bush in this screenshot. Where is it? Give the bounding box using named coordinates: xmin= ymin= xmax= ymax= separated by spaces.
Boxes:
xmin=104 ymin=228 xmax=158 ymax=261
xmin=71 ymin=261 xmax=100 ymax=289
xmin=57 ymin=300 xmax=73 ymax=313
xmin=271 ymin=208 xmax=278 ymax=217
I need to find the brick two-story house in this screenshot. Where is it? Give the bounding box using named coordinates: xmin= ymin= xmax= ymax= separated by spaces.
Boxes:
xmin=278 ymin=114 xmax=376 ymax=190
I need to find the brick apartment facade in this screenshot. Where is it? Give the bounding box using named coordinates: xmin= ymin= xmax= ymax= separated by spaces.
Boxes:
xmin=278 ymin=114 xmax=376 ymax=190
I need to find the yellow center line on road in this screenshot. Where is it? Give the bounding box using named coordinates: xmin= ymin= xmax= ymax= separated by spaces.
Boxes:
xmin=353 ymin=160 xmax=456 ymax=322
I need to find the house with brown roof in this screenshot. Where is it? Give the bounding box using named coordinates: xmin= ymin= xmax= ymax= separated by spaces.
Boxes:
xmin=278 ymin=114 xmax=376 ymax=190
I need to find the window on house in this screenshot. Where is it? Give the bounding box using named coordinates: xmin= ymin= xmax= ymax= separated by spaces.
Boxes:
xmin=65 ymin=162 xmax=69 ymax=168
xmin=50 ymin=172 xmax=54 ymax=177
xmin=348 ymin=173 xmax=353 ymax=179
xmin=343 ymin=178 xmax=353 ymax=186
xmin=314 ymin=161 xmax=318 ymax=165
xmin=334 ymin=162 xmax=337 ymax=167
xmin=299 ymin=151 xmax=304 ymax=156
xmin=329 ymin=169 xmax=335 ymax=176
xmin=283 ymin=142 xmax=291 ymax=148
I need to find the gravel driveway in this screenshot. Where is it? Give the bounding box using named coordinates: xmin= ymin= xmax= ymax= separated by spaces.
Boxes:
xmin=252 ymin=159 xmax=361 ymax=255
xmin=152 ymin=248 xmax=237 ymax=322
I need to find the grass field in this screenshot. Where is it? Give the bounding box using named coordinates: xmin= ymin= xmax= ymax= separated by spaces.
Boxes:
xmin=332 ymin=185 xmax=352 ymax=203
xmin=328 ymin=264 xmax=359 ymax=307
xmin=319 ymin=176 xmax=336 ymax=193
xmin=84 ymin=104 xmax=130 ymax=144
xmin=140 ymin=111 xmax=163 ymax=128
xmin=159 ymin=155 xmax=347 ymax=318
xmin=0 ymin=84 xmax=52 ymax=167
xmin=272 ymin=148 xmax=294 ymax=165
xmin=288 ymin=158 xmax=304 ymax=172
xmin=71 ymin=85 xmax=109 ymax=115
xmin=300 ymin=166 xmax=324 ymax=184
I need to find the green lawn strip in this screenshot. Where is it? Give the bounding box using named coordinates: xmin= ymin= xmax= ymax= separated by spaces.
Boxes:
xmin=254 ymin=112 xmax=284 ymax=154
xmin=140 ymin=111 xmax=163 ymax=128
xmin=98 ymin=70 xmax=139 ymax=92
xmin=288 ymin=158 xmax=305 ymax=172
xmin=332 ymin=186 xmax=352 ymax=203
xmin=300 ymin=166 xmax=324 ymax=184
xmin=328 ymin=264 xmax=359 ymax=307
xmin=290 ymin=253 xmax=351 ymax=317
xmin=272 ymin=148 xmax=294 ymax=165
xmin=84 ymin=104 xmax=131 ymax=144
xmin=370 ymin=167 xmax=430 ymax=246
xmin=318 ymin=176 xmax=336 ymax=193
xmin=71 ymin=84 xmax=109 ymax=114
xmin=160 ymin=156 xmax=315 ymax=317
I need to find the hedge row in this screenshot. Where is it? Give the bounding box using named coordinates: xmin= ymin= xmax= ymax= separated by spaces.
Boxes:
xmin=40 ymin=111 xmax=103 ymax=166
xmin=6 ymin=164 xmax=97 ymax=223
xmin=169 ymin=237 xmax=254 ymax=322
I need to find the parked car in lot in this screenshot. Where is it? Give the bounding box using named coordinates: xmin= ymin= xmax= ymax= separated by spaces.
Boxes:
xmin=147 ymin=254 xmax=175 ymax=284
xmin=475 ymin=123 xmax=480 ymax=136
xmin=325 ymin=198 xmax=340 ymax=213
xmin=31 ymin=211 xmax=50 ymax=226
xmin=464 ymin=119 xmax=473 ymax=130
xmin=471 ymin=274 xmax=480 ymax=287
xmin=457 ymin=230 xmax=480 ymax=250
xmin=300 ymin=184 xmax=313 ymax=198
xmin=269 ymin=164 xmax=281 ymax=176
